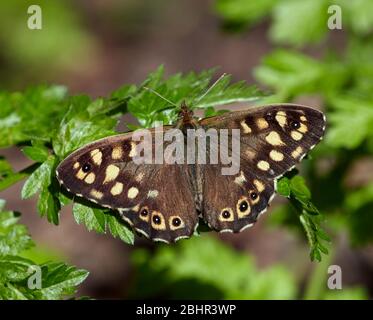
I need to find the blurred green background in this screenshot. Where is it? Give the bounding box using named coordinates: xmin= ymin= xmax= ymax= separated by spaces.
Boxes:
xmin=1 ymin=0 xmax=373 ymax=299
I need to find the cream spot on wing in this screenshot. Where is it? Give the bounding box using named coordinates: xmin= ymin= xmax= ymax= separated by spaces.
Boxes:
xmin=275 ymin=111 xmax=287 ymax=128
xmin=234 ymin=171 xmax=246 ymax=186
xmin=147 ymin=190 xmax=159 ymax=198
xmin=111 ymin=146 xmax=122 ymax=160
xmin=84 ymin=172 xmax=96 ymax=184
xmin=111 ymin=182 xmax=123 ymax=196
xmin=91 ymin=149 xmax=102 ymax=166
xmin=298 ymin=123 xmax=308 ymax=133
xmin=269 ymin=150 xmax=284 ymax=162
xmin=135 ymin=172 xmax=145 ymax=182
xmin=256 ymin=118 xmax=269 ymax=130
xmin=292 ymin=146 xmax=303 ymax=159
xmin=103 ymin=165 xmax=120 ymax=183
xmin=300 ymin=115 xmax=307 ymax=122
xmin=245 ymin=148 xmax=256 ymax=159
xmin=257 ymin=160 xmax=270 ymax=171
xmin=76 ymin=168 xmax=87 ymax=180
xmin=132 ymin=204 xmax=140 ymax=212
xmin=265 ymin=131 xmax=285 ymax=146
xmin=129 ymin=142 xmax=137 ymax=157
xmin=127 ymin=187 xmax=139 ymax=199
xmin=253 ymin=179 xmax=265 ymax=193
xmin=240 ymin=120 xmax=252 ymax=134
xmin=73 ymin=162 xmax=80 ymax=169
xmin=291 ymin=131 xmax=303 ymax=141
xmin=90 ymin=189 xmax=103 ymax=200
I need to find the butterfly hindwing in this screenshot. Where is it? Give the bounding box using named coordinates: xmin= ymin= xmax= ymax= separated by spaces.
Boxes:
xmin=201 ymin=165 xmax=275 ymax=233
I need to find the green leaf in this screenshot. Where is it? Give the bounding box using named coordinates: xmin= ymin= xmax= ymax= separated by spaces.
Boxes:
xmin=52 ymin=98 xmax=118 ymax=157
xmin=22 ymin=145 xmax=49 ymax=163
xmin=37 ymin=187 xmax=61 ymax=225
xmin=107 ymin=214 xmax=134 ymax=245
xmin=193 ymin=74 xmax=263 ymax=109
xmin=0 ymin=209 xmax=33 ymax=256
xmin=326 ymin=95 xmax=373 ymax=149
xmin=214 ymin=0 xmax=277 ymax=29
xmin=73 ymin=203 xmax=106 ymax=233
xmin=72 ymin=203 xmax=134 ymax=244
xmin=254 ymin=50 xmax=324 ymax=100
xmin=32 ymin=262 xmax=89 ymax=300
xmin=0 ymin=201 xmax=89 ymax=300
xmin=278 ymin=174 xmax=330 ymax=262
xmin=21 ymin=156 xmax=55 ymax=199
xmin=276 ymin=177 xmax=291 ymax=197
xmin=339 ymin=0 xmax=373 ymax=35
xmin=270 ymin=0 xmax=328 ymax=46
xmin=0 ymin=255 xmax=34 ymax=284
xmin=131 ymin=236 xmax=297 ymax=299
xmin=0 ymin=85 xmax=69 ymax=148
xmin=128 ymin=67 xmax=263 ymax=127
xmin=345 ymin=183 xmax=373 ymax=211
xmin=0 ymin=157 xmax=28 ymax=192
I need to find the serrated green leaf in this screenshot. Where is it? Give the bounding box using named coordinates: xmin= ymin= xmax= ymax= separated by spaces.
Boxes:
xmin=128 ymin=68 xmax=263 ymax=127
xmin=0 ymin=255 xmax=35 ymax=283
xmin=73 ymin=203 xmax=106 ymax=233
xmin=37 ymin=187 xmax=61 ymax=225
xmin=0 ymin=85 xmax=69 ymax=148
xmin=254 ymin=50 xmax=324 ymax=100
xmin=107 ymin=214 xmax=134 ymax=245
xmin=31 ymin=262 xmax=89 ymax=300
xmin=0 ymin=201 xmax=89 ymax=300
xmin=22 ymin=145 xmax=49 ymax=163
xmin=21 ymin=156 xmax=55 ymax=199
xmin=0 ymin=209 xmax=33 ymax=256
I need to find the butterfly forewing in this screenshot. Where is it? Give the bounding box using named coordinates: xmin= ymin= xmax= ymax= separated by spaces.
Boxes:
xmin=56 ymin=129 xmax=198 ymax=243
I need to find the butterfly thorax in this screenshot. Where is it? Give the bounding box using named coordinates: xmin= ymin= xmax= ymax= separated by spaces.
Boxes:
xmin=177 ymin=102 xmax=199 ymax=132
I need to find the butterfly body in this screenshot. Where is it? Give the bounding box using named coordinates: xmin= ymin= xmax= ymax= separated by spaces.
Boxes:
xmin=56 ymin=104 xmax=326 ymax=243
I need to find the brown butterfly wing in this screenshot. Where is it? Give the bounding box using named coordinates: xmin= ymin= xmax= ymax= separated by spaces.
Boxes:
xmin=201 ymin=165 xmax=275 ymax=232
xmin=56 ymin=129 xmax=198 ymax=243
xmin=199 ymin=104 xmax=326 ymax=232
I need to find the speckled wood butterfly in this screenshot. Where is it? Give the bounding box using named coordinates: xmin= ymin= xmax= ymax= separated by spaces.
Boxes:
xmin=56 ymin=104 xmax=326 ymax=243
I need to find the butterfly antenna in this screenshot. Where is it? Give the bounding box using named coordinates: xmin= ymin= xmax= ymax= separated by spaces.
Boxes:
xmin=195 ymin=73 xmax=227 ymax=104
xmin=143 ymin=87 xmax=178 ymax=108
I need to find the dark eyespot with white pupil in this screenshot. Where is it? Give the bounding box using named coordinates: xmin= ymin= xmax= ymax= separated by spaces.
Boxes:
xmin=140 ymin=208 xmax=148 ymax=217
xmin=153 ymin=215 xmax=161 ymax=225
xmin=264 ymin=112 xmax=274 ymax=122
xmin=250 ymin=192 xmax=258 ymax=200
xmin=82 ymin=163 xmax=91 ymax=172
xmin=290 ymin=120 xmax=300 ymax=129
xmin=222 ymin=210 xmax=231 ymax=219
xmin=172 ymin=217 xmax=181 ymax=227
xmin=239 ymin=201 xmax=248 ymax=212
